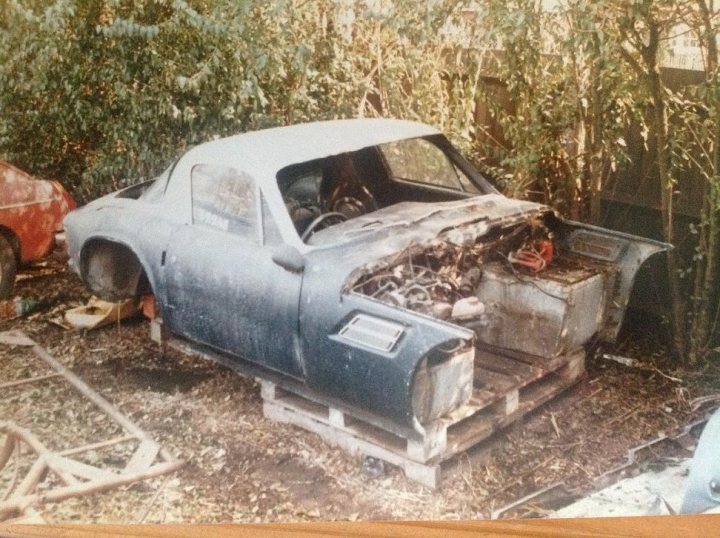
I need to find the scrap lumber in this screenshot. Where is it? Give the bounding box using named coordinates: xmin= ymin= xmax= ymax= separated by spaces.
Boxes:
xmin=64 ymin=297 xmax=140 ymax=330
xmin=0 ymin=331 xmax=183 ymax=521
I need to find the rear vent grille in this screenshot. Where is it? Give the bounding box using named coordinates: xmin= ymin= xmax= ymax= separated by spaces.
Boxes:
xmin=568 ymin=231 xmax=624 ymax=261
xmin=337 ymin=314 xmax=404 ymax=353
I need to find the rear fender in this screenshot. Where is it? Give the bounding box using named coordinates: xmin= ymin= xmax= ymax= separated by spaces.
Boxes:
xmin=556 ymin=219 xmax=671 ymax=342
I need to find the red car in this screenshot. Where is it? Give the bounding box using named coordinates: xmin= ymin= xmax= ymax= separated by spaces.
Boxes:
xmin=0 ymin=162 xmax=76 ymax=297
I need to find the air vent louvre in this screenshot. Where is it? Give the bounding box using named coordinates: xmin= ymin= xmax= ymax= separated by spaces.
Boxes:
xmin=337 ymin=314 xmax=404 ymax=353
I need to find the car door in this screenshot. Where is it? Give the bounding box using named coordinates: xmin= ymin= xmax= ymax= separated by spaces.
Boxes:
xmin=163 ymin=163 xmax=304 ymax=379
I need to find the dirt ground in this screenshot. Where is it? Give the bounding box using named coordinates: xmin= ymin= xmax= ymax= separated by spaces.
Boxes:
xmin=1 ymin=260 xmax=719 ymax=523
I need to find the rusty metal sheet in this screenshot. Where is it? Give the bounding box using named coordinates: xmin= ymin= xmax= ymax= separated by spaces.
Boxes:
xmin=0 ymin=162 xmax=76 ymax=263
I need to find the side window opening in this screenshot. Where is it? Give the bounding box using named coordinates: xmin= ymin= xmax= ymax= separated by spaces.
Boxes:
xmin=191 ymin=164 xmax=257 ymax=239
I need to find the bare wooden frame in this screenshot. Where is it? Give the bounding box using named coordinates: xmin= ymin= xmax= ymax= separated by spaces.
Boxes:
xmin=0 ymin=330 xmax=183 ymax=520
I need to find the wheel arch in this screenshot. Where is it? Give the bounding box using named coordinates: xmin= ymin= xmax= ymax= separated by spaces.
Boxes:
xmin=79 ymin=237 xmax=156 ymax=302
xmin=0 ymin=225 xmax=21 ymax=263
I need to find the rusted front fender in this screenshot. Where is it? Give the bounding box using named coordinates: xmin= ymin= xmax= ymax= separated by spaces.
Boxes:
xmin=0 ymin=162 xmax=76 ymax=263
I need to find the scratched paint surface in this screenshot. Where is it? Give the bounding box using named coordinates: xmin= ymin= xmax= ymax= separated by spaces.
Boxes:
xmin=0 ymin=162 xmax=76 ymax=262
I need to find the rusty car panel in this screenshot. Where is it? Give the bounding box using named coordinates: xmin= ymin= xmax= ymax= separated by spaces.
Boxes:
xmin=63 ymin=119 xmax=669 ymax=429
xmin=0 ymin=162 xmax=76 ymax=297
xmin=0 ymin=162 xmax=75 ymax=263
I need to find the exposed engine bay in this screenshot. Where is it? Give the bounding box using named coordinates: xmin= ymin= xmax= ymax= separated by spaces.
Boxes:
xmin=346 ymin=212 xmax=623 ymax=358
xmin=275 ymin=136 xmax=666 ymax=361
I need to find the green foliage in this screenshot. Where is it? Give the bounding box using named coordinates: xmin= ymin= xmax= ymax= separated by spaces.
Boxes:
xmin=2 ymin=0 xmax=720 ymax=362
xmin=0 ymin=0 xmax=253 ymax=198
xmin=0 ymin=0 xmax=481 ymax=201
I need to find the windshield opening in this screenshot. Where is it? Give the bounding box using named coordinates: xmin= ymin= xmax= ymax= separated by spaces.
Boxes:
xmin=275 ymin=136 xmax=492 ymax=245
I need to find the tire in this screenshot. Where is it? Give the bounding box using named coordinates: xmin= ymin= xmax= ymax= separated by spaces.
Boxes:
xmin=0 ymin=235 xmax=17 ymax=299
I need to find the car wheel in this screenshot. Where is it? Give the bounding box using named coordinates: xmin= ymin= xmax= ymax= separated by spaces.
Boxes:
xmin=0 ymin=235 xmax=17 ymax=299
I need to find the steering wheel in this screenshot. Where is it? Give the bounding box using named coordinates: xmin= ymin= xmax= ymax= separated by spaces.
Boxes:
xmin=301 ymin=212 xmax=348 ymax=242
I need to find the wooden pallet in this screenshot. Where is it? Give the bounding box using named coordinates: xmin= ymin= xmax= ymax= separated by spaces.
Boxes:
xmin=261 ymin=347 xmax=585 ymax=488
xmin=157 ymin=322 xmax=585 ymax=488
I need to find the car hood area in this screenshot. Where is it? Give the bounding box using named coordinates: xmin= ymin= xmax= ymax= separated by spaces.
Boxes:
xmin=307 ymin=194 xmax=538 ymax=248
xmin=306 ymin=194 xmax=669 ymax=358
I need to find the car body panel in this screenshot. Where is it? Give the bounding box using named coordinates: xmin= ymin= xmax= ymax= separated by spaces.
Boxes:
xmin=0 ymin=162 xmax=76 ymax=263
xmin=64 ymin=119 xmax=669 ymax=428
xmin=164 ymin=222 xmax=305 ymax=378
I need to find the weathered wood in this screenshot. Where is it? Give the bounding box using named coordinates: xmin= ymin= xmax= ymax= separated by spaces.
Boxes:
xmin=476 ymin=342 xmax=572 ymax=372
xmin=2 ymin=423 xmax=78 ymax=487
xmin=170 ymin=332 xmax=584 ymax=488
xmin=260 ymin=348 xmax=586 ymax=488
xmin=1 ymin=515 xmax=717 ymax=537
xmin=124 ymin=440 xmax=161 ymax=474
xmin=0 ymin=460 xmax=183 ymax=519
xmin=0 ymin=374 xmax=62 ymax=390
xmin=47 ymin=455 xmax=118 ymax=482
xmin=474 ymin=350 xmax=543 ymax=381
xmin=27 ymin=343 xmax=148 ymax=441
xmin=473 ymin=366 xmax=516 ymax=394
xmin=0 ymin=434 xmax=15 ymax=471
xmin=58 ymin=435 xmax=137 ymax=457
xmin=0 ymin=333 xmax=184 ymax=521
xmin=263 ymin=401 xmax=441 ymax=489
xmin=13 ymin=459 xmax=48 ymax=498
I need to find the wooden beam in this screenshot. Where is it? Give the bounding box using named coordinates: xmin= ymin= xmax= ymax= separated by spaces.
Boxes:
xmin=0 ymin=374 xmax=62 ymax=390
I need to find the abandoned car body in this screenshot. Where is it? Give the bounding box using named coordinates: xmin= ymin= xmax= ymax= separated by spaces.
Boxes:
xmin=64 ymin=119 xmax=667 ymax=432
xmin=0 ymin=162 xmax=76 ymax=298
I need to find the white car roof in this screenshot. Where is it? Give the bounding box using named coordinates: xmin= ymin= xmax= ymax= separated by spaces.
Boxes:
xmin=177 ymin=118 xmax=440 ymax=180
xmin=162 ymin=119 xmax=442 ymax=250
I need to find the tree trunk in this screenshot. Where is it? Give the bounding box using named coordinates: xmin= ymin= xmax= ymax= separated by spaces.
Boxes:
xmin=645 ymin=23 xmax=687 ymax=359
xmin=688 ymin=0 xmax=719 ymax=363
xmin=587 ymin=33 xmax=605 ymax=225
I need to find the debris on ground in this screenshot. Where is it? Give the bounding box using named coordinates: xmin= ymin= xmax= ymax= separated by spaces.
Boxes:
xmin=0 ymin=330 xmax=182 ymax=521
xmin=600 ymin=354 xmax=640 ymax=368
xmin=0 ymin=260 xmax=718 ymax=522
xmin=64 ymin=297 xmax=141 ymax=330
xmin=0 ymin=298 xmax=44 ymax=321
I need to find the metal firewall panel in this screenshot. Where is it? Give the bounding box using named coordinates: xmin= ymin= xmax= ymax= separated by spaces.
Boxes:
xmin=473 ymin=262 xmax=606 ymax=357
xmin=164 ymin=225 xmax=304 ymax=378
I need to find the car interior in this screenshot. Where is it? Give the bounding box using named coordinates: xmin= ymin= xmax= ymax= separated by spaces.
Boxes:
xmin=276 ymin=135 xmax=492 ymax=243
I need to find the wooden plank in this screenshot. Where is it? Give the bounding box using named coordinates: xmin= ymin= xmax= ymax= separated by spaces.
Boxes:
xmin=476 ymin=342 xmax=571 ymax=373
xmin=2 ymin=423 xmax=78 ymax=487
xmin=58 ymin=435 xmax=137 ymax=457
xmin=263 ymin=401 xmax=441 ymax=489
xmin=13 ymin=458 xmax=48 ymax=497
xmin=269 ymin=391 xmax=409 ymax=456
xmin=0 ymin=374 xmax=62 ymax=390
xmin=467 ymin=388 xmax=500 ymax=410
xmin=513 ymin=348 xmax=584 ymax=374
xmin=474 ymin=350 xmax=543 ymax=381
xmin=473 ymin=366 xmax=517 ymax=394
xmin=445 ymin=417 xmax=496 ymax=457
xmin=1 ymin=516 xmax=717 ymax=537
xmin=28 ymin=342 xmax=148 ymax=440
xmin=445 ymin=366 xmax=584 ymax=460
xmin=0 ymin=460 xmax=183 ymax=520
xmin=124 ymin=440 xmax=161 ymax=474
xmin=0 ymin=434 xmax=14 ymax=471
xmin=47 ymin=455 xmax=118 ymax=482
xmin=258 ymin=349 xmax=586 ymax=479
